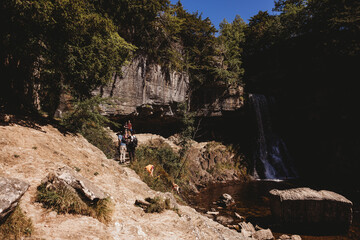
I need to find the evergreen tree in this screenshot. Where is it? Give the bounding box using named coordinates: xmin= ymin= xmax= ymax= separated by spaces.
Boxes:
xmin=218 ymin=15 xmax=247 ymax=86
xmin=0 ymin=0 xmax=135 ymax=114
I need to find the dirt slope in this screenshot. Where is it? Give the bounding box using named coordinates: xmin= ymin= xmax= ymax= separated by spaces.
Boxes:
xmin=0 ymin=122 xmax=249 ymax=240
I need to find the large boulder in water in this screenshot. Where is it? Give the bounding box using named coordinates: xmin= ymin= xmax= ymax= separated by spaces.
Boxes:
xmin=216 ymin=193 xmax=235 ymax=208
xmin=269 ymin=187 xmax=353 ymax=231
xmin=0 ymin=177 xmax=30 ymax=221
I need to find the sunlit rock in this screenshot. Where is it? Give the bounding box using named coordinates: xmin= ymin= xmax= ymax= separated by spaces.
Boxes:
xmin=0 ymin=177 xmax=29 ymax=220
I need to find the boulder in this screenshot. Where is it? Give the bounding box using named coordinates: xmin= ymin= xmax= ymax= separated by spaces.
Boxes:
xmin=215 ymin=215 xmax=234 ymax=225
xmin=216 ymin=193 xmax=235 ymax=208
xmin=253 ymin=229 xmax=274 ymax=240
xmin=238 ymin=222 xmax=256 ymax=238
xmin=269 ymin=187 xmax=352 ymax=231
xmin=235 ymin=212 xmax=246 ymax=222
xmin=42 ymin=166 xmax=108 ymax=202
xmin=278 ymin=234 xmax=301 ymax=240
xmin=0 ymin=177 xmax=30 ymax=220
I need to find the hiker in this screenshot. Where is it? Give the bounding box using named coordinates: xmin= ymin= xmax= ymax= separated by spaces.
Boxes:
xmin=145 ymin=164 xmax=154 ymax=176
xmin=172 ymin=182 xmax=180 ymax=194
xmin=117 ymin=131 xmax=127 ymax=163
xmin=124 ymin=120 xmax=133 ymax=132
xmin=126 ymin=130 xmax=137 ymax=162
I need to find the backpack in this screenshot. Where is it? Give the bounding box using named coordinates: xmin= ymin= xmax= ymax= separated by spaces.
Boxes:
xmin=120 ymin=135 xmax=126 ymax=144
xmin=132 ymin=136 xmax=138 ymax=147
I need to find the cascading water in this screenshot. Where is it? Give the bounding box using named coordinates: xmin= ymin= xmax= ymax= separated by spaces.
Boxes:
xmin=249 ymin=94 xmax=298 ymax=180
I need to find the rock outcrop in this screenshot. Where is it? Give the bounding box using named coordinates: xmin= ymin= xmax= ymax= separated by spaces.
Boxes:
xmin=215 ymin=193 xmax=235 ymax=208
xmin=93 ymin=56 xmax=189 ymax=117
xmin=41 ymin=166 xmax=109 ymax=201
xmin=135 ymin=134 xmax=247 ymax=193
xmin=185 ymin=141 xmax=244 ymax=192
xmin=238 ymin=222 xmax=275 ymax=240
xmin=0 ymin=177 xmax=30 ymax=220
xmin=269 ymin=187 xmax=353 ymax=231
xmin=192 ymin=84 xmax=244 ymax=117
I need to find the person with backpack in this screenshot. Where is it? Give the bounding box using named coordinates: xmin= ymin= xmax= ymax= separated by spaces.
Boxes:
xmin=126 ymin=130 xmax=137 ymax=162
xmin=117 ymin=131 xmax=127 ymax=164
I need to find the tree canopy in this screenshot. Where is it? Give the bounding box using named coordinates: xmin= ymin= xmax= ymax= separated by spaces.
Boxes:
xmin=1 ymin=0 xmax=358 ymax=116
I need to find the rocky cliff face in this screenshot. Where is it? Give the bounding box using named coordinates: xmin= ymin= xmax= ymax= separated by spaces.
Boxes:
xmin=93 ymin=56 xmax=189 ymax=118
xmin=191 ymin=84 xmax=244 ymax=117
xmin=91 ymin=55 xmax=245 ymax=138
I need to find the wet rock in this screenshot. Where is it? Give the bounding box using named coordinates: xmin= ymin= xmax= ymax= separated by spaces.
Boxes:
xmin=227 ymin=224 xmax=240 ymax=231
xmin=278 ymin=234 xmax=301 ymax=240
xmin=206 ymin=211 xmax=219 ymax=215
xmin=235 ymin=212 xmax=245 ymax=221
xmin=269 ymin=188 xmax=353 ymax=231
xmin=238 ymin=222 xmax=256 ymax=238
xmin=42 ymin=166 xmax=108 ymax=202
xmin=216 ymin=193 xmax=235 ymax=208
xmin=0 ymin=177 xmax=30 ymax=220
xmin=278 ymin=234 xmax=290 ymax=240
xmin=253 ymin=229 xmax=274 ymax=240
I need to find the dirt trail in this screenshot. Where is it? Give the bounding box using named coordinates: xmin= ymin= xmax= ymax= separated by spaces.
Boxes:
xmin=0 ymin=123 xmax=249 ymax=240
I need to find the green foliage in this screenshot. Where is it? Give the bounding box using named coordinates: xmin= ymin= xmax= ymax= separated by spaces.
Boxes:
xmin=245 ymin=11 xmax=283 ymax=55
xmin=36 ymin=183 xmax=113 ymax=224
xmin=0 ymin=0 xmax=245 ymax=114
xmin=136 ymin=196 xmax=180 ymax=215
xmin=0 ymin=0 xmax=135 ymax=113
xmin=0 ymin=205 xmax=33 ymax=240
xmin=246 ymin=0 xmax=360 ymax=56
xmin=305 ymin=0 xmax=360 ymax=55
xmin=218 ymin=15 xmax=247 ymax=86
xmin=174 ymin=2 xmax=219 ymax=88
xmin=177 ymin=102 xmax=195 ymax=143
xmin=130 ymin=140 xmax=184 ymax=193
xmin=92 ymin=198 xmax=114 ymax=224
xmin=143 ymin=196 xmax=169 ymax=213
xmin=36 ymin=183 xmax=89 ymax=215
xmin=61 ymin=96 xmax=118 ymax=158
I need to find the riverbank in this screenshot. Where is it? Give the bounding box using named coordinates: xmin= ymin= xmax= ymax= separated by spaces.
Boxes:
xmin=186 ymin=180 xmax=360 ymax=240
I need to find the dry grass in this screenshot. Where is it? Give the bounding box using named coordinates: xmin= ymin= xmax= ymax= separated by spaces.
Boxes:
xmin=0 ymin=205 xmax=33 ymax=240
xmin=36 ymin=183 xmax=113 ymax=224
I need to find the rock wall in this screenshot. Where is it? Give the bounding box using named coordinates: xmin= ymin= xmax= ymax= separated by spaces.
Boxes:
xmin=191 ymin=83 xmax=244 ymax=117
xmin=93 ymin=56 xmax=189 ymax=117
xmin=91 ymin=55 xmax=246 ymax=139
xmin=182 ymin=141 xmax=248 ymax=192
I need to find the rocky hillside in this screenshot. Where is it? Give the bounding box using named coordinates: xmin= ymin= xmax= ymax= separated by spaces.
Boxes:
xmin=0 ymin=120 xmax=250 ymax=239
xmin=134 ymin=133 xmax=247 ymax=193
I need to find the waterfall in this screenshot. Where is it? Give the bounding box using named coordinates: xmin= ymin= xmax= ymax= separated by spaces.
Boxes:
xmin=249 ymin=94 xmax=298 ymax=180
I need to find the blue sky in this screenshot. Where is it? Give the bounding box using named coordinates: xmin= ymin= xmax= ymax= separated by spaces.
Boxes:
xmin=170 ymin=0 xmax=276 ymax=29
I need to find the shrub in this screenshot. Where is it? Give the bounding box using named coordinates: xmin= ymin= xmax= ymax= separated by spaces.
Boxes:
xmin=36 ymin=183 xmax=89 ymax=215
xmin=0 ymin=205 xmax=33 ymax=239
xmin=130 ymin=140 xmax=184 ymax=193
xmin=81 ymin=126 xmax=116 ymax=159
xmin=144 ymin=197 xmax=168 ymax=213
xmin=36 ymin=183 xmax=113 ymax=224
xmin=61 ymin=96 xmax=120 ymax=159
